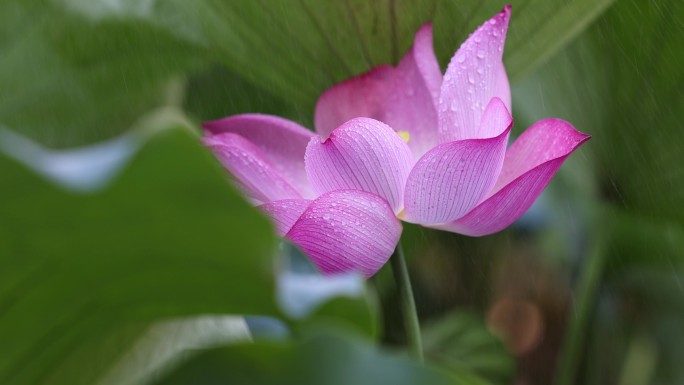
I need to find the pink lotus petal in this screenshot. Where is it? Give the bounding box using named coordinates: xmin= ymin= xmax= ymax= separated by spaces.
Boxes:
xmin=314 ymin=65 xmax=393 ymax=140
xmin=496 ymin=63 xmax=511 ymax=112
xmin=493 ymin=119 xmax=589 ymax=191
xmin=287 ymin=190 xmax=401 ymax=277
xmin=305 ymin=118 xmax=414 ymax=213
xmin=478 ymin=97 xmax=513 ymax=144
xmin=203 ymin=114 xmax=314 ymax=197
xmin=410 ymin=23 xmax=443 ymax=108
xmin=259 ymin=199 xmax=311 ymax=236
xmin=203 ymin=133 xmax=303 ymax=203
xmin=437 ymin=119 xmax=591 ymax=236
xmin=438 ymin=5 xmax=511 ymax=142
xmin=404 ymin=98 xmax=513 ymax=225
xmin=314 ymin=24 xmax=442 ymax=157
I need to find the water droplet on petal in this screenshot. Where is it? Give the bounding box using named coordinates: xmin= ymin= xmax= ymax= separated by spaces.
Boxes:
xmin=450 ymin=100 xmax=459 ymax=112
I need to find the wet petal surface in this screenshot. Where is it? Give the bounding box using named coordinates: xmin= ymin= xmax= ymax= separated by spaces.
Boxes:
xmin=287 ymin=190 xmax=401 ymax=277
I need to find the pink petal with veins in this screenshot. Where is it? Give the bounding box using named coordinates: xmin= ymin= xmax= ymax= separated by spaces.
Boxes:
xmin=314 ymin=65 xmax=393 ymax=140
xmin=314 ymin=24 xmax=442 ymax=157
xmin=496 ymin=63 xmax=511 ymax=112
xmin=203 ymin=133 xmax=302 ymax=203
xmin=305 ymin=118 xmax=414 ymax=213
xmin=404 ymin=98 xmax=512 ymax=224
xmin=259 ymin=199 xmax=311 ymax=236
xmin=438 ymin=5 xmax=511 ymax=142
xmin=436 ymin=119 xmax=590 ymax=236
xmin=287 ymin=190 xmax=401 ymax=277
xmin=204 ymin=114 xmax=314 ymax=197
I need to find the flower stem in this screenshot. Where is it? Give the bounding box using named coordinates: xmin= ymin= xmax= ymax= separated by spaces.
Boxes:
xmin=390 ymin=242 xmax=423 ymax=362
xmin=554 ymin=238 xmax=607 ymax=385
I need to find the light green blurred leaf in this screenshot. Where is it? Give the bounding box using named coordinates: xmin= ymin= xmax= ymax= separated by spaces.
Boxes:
xmin=98 ymin=316 xmax=252 ymax=385
xmin=0 ymin=110 xmax=383 ymax=384
xmin=0 ymin=1 xmax=209 ymax=147
xmin=0 ymin=114 xmax=280 ymax=385
xmin=154 ymin=331 xmax=465 ymax=385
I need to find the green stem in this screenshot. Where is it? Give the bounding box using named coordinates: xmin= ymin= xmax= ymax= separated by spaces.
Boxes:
xmin=390 ymin=242 xmax=424 ymax=362
xmin=554 ymin=239 xmax=607 ymax=385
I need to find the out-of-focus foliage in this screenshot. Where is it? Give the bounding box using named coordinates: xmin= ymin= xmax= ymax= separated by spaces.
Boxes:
xmin=279 ymin=243 xmax=379 ymax=339
xmin=2 ymin=0 xmax=684 ymax=384
xmin=515 ymin=0 xmax=684 ymax=226
xmin=0 ymin=111 xmax=383 ymax=385
xmin=422 ymin=311 xmax=515 ymax=384
xmin=0 ymin=0 xmax=614 ymax=147
xmin=593 ymin=212 xmax=684 ymax=385
xmin=154 ymin=331 xmax=461 ymax=385
xmin=0 ymin=115 xmax=279 ymax=384
xmin=513 ymin=0 xmax=684 ymax=384
xmin=0 ymin=1 xmax=208 ymax=147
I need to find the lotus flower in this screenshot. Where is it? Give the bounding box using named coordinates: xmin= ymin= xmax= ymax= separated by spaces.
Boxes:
xmin=203 ymin=6 xmax=590 ymax=277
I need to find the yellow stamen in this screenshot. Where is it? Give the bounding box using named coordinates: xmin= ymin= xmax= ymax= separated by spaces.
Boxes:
xmin=397 ymin=209 xmax=406 ymax=220
xmin=397 ymin=130 xmax=410 ymax=143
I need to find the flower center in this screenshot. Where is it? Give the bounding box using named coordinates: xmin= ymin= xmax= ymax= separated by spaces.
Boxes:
xmin=397 ymin=130 xmax=410 ymax=143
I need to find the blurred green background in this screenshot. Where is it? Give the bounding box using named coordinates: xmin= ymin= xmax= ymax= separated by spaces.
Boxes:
xmin=2 ymin=0 xmax=683 ymax=384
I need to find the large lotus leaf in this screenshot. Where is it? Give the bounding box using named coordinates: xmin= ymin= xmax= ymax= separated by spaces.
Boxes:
xmin=0 ymin=114 xmax=279 ymax=385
